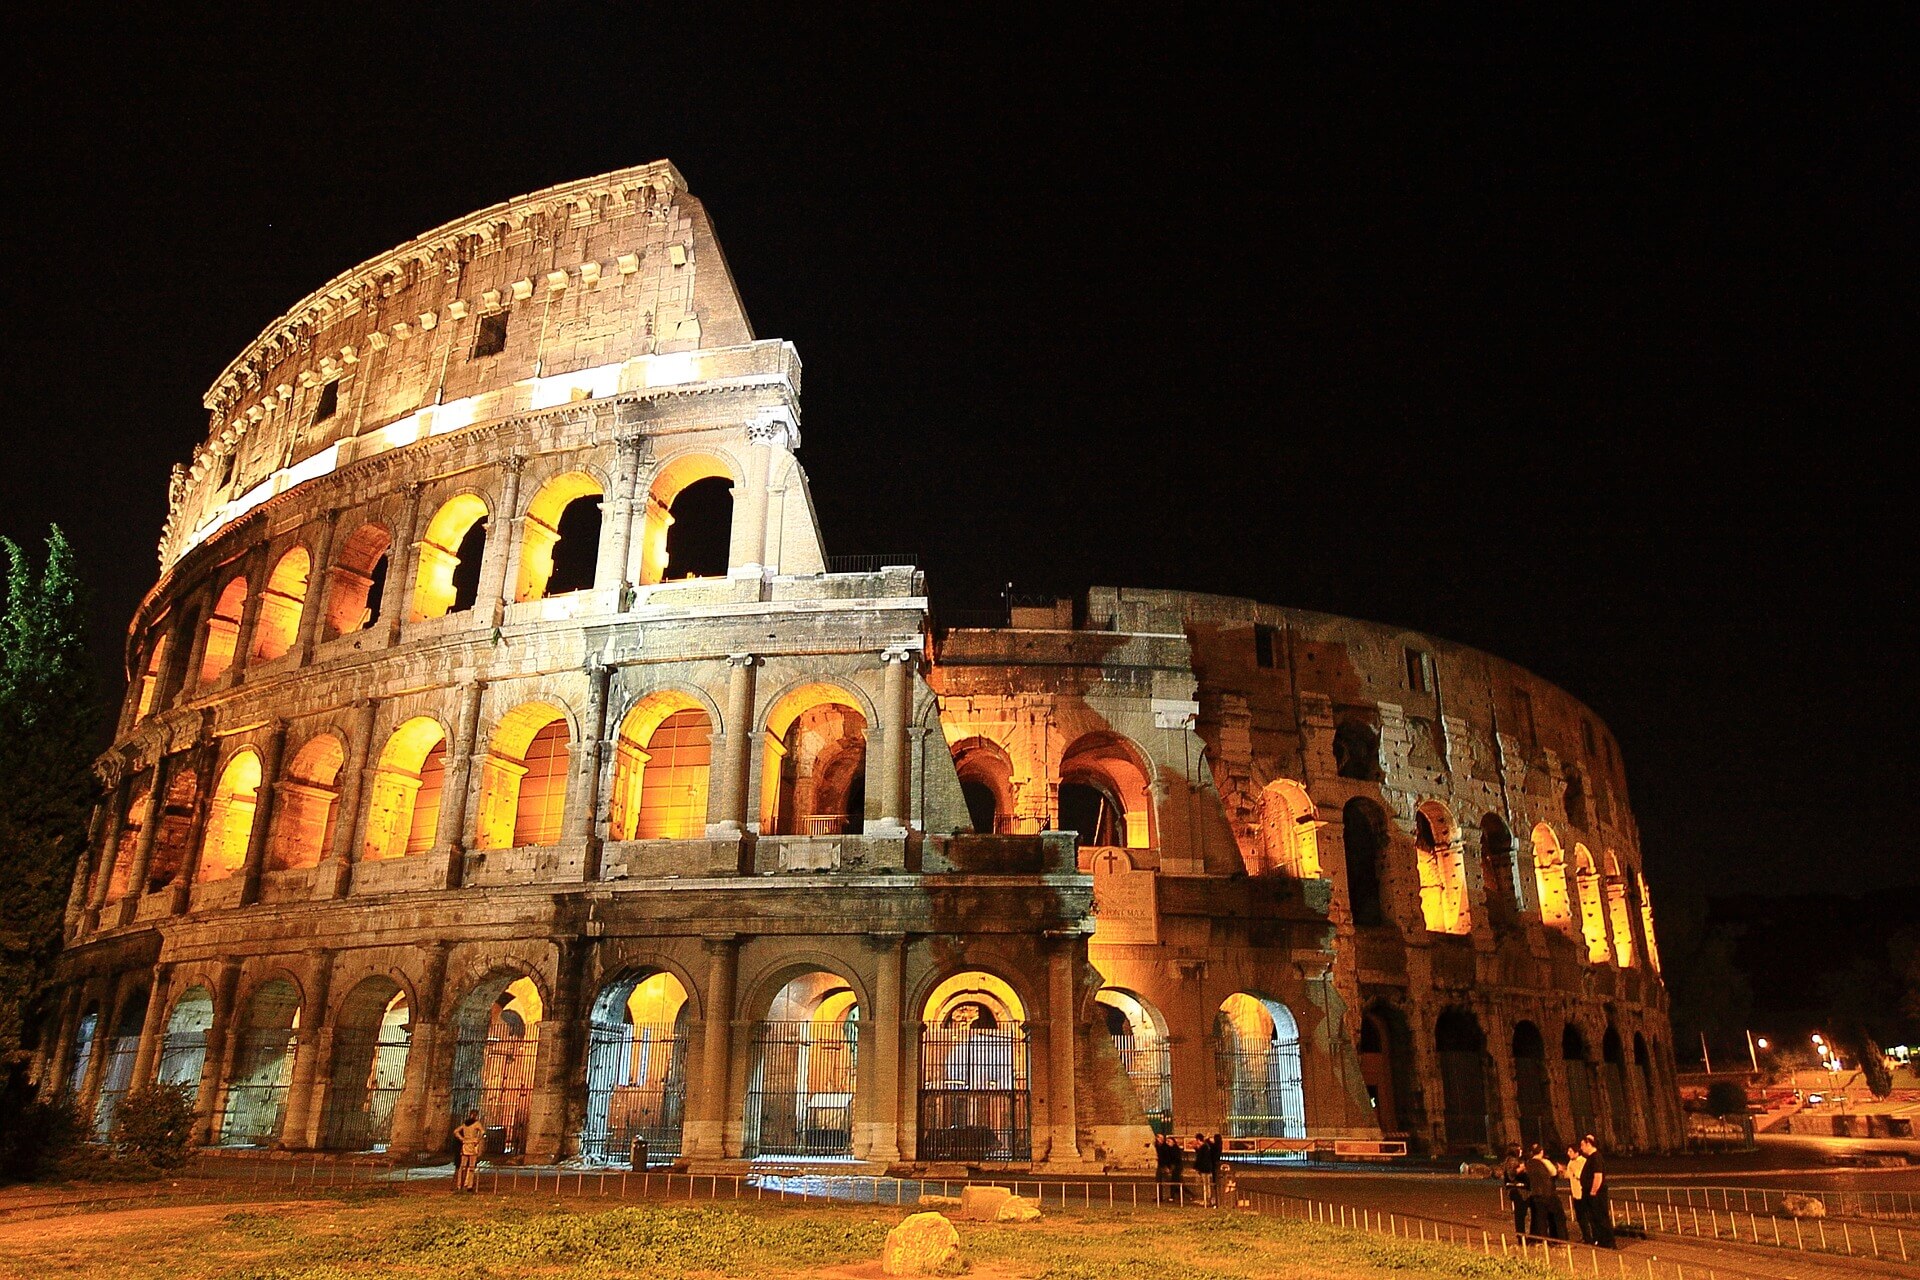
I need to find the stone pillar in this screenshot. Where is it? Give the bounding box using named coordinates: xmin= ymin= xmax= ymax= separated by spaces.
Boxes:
xmin=238 ymin=720 xmax=288 ymax=906
xmin=116 ymin=755 xmax=173 ymax=925
xmin=865 ymin=933 xmax=905 ymax=1163
xmin=572 ymin=662 xmax=612 ymax=879
xmin=875 ymin=648 xmax=916 ymax=832
xmin=1044 ymin=937 xmax=1085 ymax=1165
xmin=41 ymin=987 xmax=83 ymax=1102
xmin=177 ymin=584 xmax=217 ymax=702
xmin=279 ymin=948 xmax=334 ymax=1150
xmin=1484 ymin=1006 xmax=1523 ymax=1151
xmin=685 ymin=935 xmax=739 ymax=1158
xmin=383 ymin=483 xmax=425 ymax=645
xmin=317 ymin=698 xmax=380 ymax=898
xmin=227 ymin=548 xmax=268 ymax=683
xmin=600 ymin=434 xmax=645 ymax=598
xmin=434 ymin=680 xmax=487 ymax=889
xmin=171 ymin=743 xmax=221 ymax=913
xmin=83 ymin=774 xmax=133 ymax=932
xmin=525 ymin=937 xmax=589 ymax=1160
xmin=707 ymin=655 xmax=757 ymax=836
xmin=734 ymin=426 xmax=776 ymax=572
xmin=296 ymin=512 xmax=338 ymax=663
xmin=480 ymin=455 xmax=526 ymax=626
xmin=128 ymin=962 xmax=174 ymax=1091
xmin=66 ymin=802 xmax=107 ymax=940
xmin=387 ymin=941 xmax=450 ymax=1158
xmin=196 ymin=959 xmax=244 ymax=1144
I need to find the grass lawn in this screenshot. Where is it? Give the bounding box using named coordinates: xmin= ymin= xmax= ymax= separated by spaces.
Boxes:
xmin=0 ymin=1191 xmax=1558 ymax=1280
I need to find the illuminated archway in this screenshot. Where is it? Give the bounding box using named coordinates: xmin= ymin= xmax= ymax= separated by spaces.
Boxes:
xmin=269 ymin=734 xmax=345 ymax=871
xmin=1215 ymin=993 xmax=1305 ymax=1140
xmin=951 ymin=737 xmax=1015 ymax=835
xmin=450 ymin=972 xmax=544 ymax=1157
xmin=609 ymin=692 xmax=713 ymax=840
xmin=639 ymin=453 xmax=736 ymax=586
xmin=1478 ymin=813 xmax=1522 ymax=928
xmin=516 ymin=472 xmax=604 ymax=601
xmin=582 ymin=970 xmax=689 ymax=1164
xmin=105 ymin=773 xmax=153 ymax=901
xmin=1415 ymin=801 xmax=1471 ymax=934
xmin=1530 ymin=823 xmax=1573 ymax=934
xmin=220 ymin=979 xmax=300 ymax=1146
xmin=92 ymin=988 xmax=150 ymax=1135
xmin=1572 ymin=844 xmax=1611 ymax=963
xmin=760 ymin=683 xmax=867 ymax=836
xmin=1358 ymin=1003 xmax=1414 ymax=1135
xmin=1601 ymin=1026 xmax=1630 ymax=1147
xmin=1057 ymin=732 xmax=1153 ymax=850
xmin=361 ymin=717 xmax=447 ymax=861
xmin=1256 ymin=778 xmax=1320 ymax=878
xmin=1096 ymin=988 xmax=1171 ymax=1131
xmin=410 ymin=494 xmax=489 ymax=620
xmin=918 ymin=971 xmax=1029 ymax=1161
xmin=474 ymin=703 xmax=570 ymax=850
xmin=320 ymin=978 xmax=411 ymax=1152
xmin=145 ymin=766 xmax=200 ymax=893
xmin=197 ymin=749 xmax=262 ymax=883
xmin=250 ymin=546 xmax=310 ymax=662
xmin=134 ymin=634 xmax=167 ymax=720
xmin=1635 ymin=873 xmax=1662 ymax=974
xmin=199 ymin=577 xmax=248 ymax=684
xmin=1603 ymin=851 xmax=1636 ymax=966
xmin=745 ymin=971 xmax=861 ymax=1159
xmin=158 ymin=986 xmax=215 ymax=1095
xmin=323 ymin=523 xmax=391 ymax=638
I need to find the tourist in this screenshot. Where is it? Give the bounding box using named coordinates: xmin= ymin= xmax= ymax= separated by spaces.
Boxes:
xmin=453 ymin=1108 xmax=487 ymax=1192
xmin=1579 ymin=1135 xmax=1616 ymax=1248
xmin=1500 ymin=1145 xmax=1530 ymax=1235
xmin=1209 ymin=1133 xmax=1228 ymax=1208
xmin=1523 ymin=1142 xmax=1565 ymax=1239
xmin=1153 ymin=1134 xmax=1173 ymax=1184
xmin=1564 ymin=1142 xmax=1590 ymax=1242
xmin=1193 ymin=1132 xmax=1218 ymax=1206
xmin=1166 ymin=1132 xmax=1186 ymax=1200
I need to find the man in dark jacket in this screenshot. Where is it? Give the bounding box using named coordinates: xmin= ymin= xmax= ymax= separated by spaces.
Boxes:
xmin=1523 ymin=1143 xmax=1565 ymax=1239
xmin=1579 ymin=1135 xmax=1616 ymax=1248
xmin=1500 ymin=1145 xmax=1529 ymax=1235
xmin=1193 ymin=1132 xmax=1218 ymax=1206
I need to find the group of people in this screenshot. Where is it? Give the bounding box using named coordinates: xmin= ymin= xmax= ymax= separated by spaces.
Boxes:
xmin=1153 ymin=1132 xmax=1231 ymax=1206
xmin=1501 ymin=1136 xmax=1615 ymax=1248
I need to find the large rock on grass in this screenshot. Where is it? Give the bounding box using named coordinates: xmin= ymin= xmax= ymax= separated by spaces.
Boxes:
xmin=958 ymin=1185 xmax=1012 ymax=1221
xmin=994 ymin=1194 xmax=1042 ymax=1223
xmin=1781 ymin=1194 xmax=1826 ymax=1219
xmin=883 ymin=1211 xmax=962 ymax=1276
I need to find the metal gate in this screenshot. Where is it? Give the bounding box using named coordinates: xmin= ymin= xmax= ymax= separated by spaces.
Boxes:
xmin=220 ymin=1029 xmax=297 ymax=1145
xmin=1438 ymin=1049 xmax=1490 ymax=1148
xmin=1110 ymin=1031 xmax=1172 ymax=1132
xmin=157 ymin=1028 xmax=209 ymax=1092
xmin=581 ymin=1020 xmax=686 ymax=1164
xmin=1515 ymin=1054 xmax=1554 ymax=1147
xmin=1215 ymin=1032 xmax=1305 ymax=1138
xmin=918 ymin=1024 xmax=1030 ymax=1161
xmin=450 ymin=1031 xmax=539 ymax=1156
xmin=746 ymin=1020 xmax=859 ymax=1158
xmin=320 ymin=1024 xmax=410 ymax=1151
xmin=91 ymin=1036 xmax=142 ymax=1136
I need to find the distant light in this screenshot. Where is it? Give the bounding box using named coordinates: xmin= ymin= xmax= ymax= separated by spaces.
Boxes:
xmin=1756 ymin=1037 xmax=1769 ymax=1050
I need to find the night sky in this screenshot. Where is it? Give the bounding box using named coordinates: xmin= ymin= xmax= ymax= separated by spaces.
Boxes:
xmin=1 ymin=12 xmax=1908 ymax=903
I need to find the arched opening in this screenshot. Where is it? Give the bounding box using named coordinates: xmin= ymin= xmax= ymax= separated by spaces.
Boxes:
xmin=760 ymin=684 xmax=868 ymax=836
xmin=1415 ymin=802 xmax=1471 ymax=934
xmin=158 ymin=986 xmax=215 ymax=1095
xmin=1215 ymin=993 xmax=1306 ymax=1139
xmin=609 ymin=693 xmax=713 ymax=841
xmin=581 ymin=970 xmax=689 ymax=1165
xmin=197 ymin=750 xmax=262 ymax=884
xmin=918 ymin=971 xmax=1029 ymax=1161
xmin=250 ymin=546 xmax=310 ymax=662
xmin=1358 ymin=1005 xmax=1415 ymax=1135
xmin=361 ymin=717 xmax=447 ymax=861
xmin=134 ymin=633 xmax=167 ymax=720
xmin=105 ymin=774 xmax=153 ymax=902
xmin=1478 ymin=814 xmax=1521 ymax=928
xmin=145 ymin=766 xmax=200 ymax=893
xmin=269 ymin=734 xmax=345 ymax=872
xmin=1573 ymin=845 xmax=1611 ymax=963
xmin=746 ymin=971 xmax=861 ymax=1159
xmin=1634 ymin=1033 xmax=1657 ymax=1143
xmin=1562 ymin=1024 xmax=1598 ymax=1143
xmin=474 ymin=703 xmax=570 ymax=850
xmin=1057 ymin=732 xmax=1153 ymax=850
xmin=323 ymin=523 xmax=391 ymax=638
xmin=1531 ymin=823 xmax=1573 ymax=934
xmin=1635 ymin=873 xmax=1662 ymax=974
xmin=320 ymin=978 xmax=411 ymax=1152
xmin=1097 ymin=988 xmax=1171 ymax=1133
xmin=199 ymin=577 xmax=248 ymax=684
xmin=516 ymin=472 xmax=605 ymax=601
xmin=640 ymin=454 xmax=735 ymax=586
xmin=1564 ymin=771 xmax=1590 ymax=830
xmin=1333 ymin=719 xmax=1381 ymax=781
xmin=1604 ymin=852 xmax=1636 ymax=966
xmin=92 ymin=989 xmax=150 ymax=1135
xmin=1256 ymin=779 xmax=1321 ymax=878
xmin=951 ymin=737 xmax=1015 ymax=835
xmin=220 ymin=979 xmax=300 ymax=1146
xmin=1601 ymin=1026 xmax=1629 ymax=1147
xmin=1434 ymin=1007 xmax=1489 ymax=1152
xmin=1512 ymin=1021 xmax=1553 ymax=1148
xmin=410 ymin=494 xmax=489 ymax=621
xmin=1341 ymin=799 xmax=1390 ymax=927
xmin=450 ymin=973 xmax=544 ymax=1158
xmin=64 ymin=1005 xmax=99 ymax=1104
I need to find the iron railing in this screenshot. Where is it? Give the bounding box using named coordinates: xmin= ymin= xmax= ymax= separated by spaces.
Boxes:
xmin=918 ymin=1024 xmax=1030 ymax=1161
xmin=580 ymin=1020 xmax=686 ymax=1164
xmin=745 ymin=1020 xmax=858 ymax=1158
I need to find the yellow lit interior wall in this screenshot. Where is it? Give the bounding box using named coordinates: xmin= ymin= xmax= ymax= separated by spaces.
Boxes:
xmin=515 ymin=472 xmax=603 ymax=601
xmin=250 ymin=547 xmax=310 ymax=662
xmin=362 ymin=717 xmax=447 ymax=861
xmin=410 ymin=495 xmax=487 ymax=621
xmin=197 ymin=750 xmax=263 ymax=882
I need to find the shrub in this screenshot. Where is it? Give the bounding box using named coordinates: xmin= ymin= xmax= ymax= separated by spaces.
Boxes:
xmin=0 ymin=1070 xmax=82 ymax=1183
xmin=110 ymin=1082 xmax=197 ymax=1169
xmin=1705 ymin=1079 xmax=1747 ymax=1118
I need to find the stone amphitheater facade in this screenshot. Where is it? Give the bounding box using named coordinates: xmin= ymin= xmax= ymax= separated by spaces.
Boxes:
xmin=41 ymin=161 xmax=1682 ymax=1170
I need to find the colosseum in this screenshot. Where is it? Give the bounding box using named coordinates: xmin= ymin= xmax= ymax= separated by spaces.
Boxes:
xmin=40 ymin=160 xmax=1681 ymax=1171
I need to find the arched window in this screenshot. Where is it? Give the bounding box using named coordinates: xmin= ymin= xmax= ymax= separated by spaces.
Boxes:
xmin=199 ymin=577 xmax=248 ymax=684
xmin=323 ymin=524 xmax=391 ymax=638
xmin=1333 ymin=719 xmax=1381 ymax=781
xmin=581 ymin=969 xmax=689 ymax=1164
xmin=410 ymin=495 xmax=489 ymax=620
xmin=1635 ymin=872 xmax=1662 ymax=974
xmin=320 ymin=978 xmax=411 ymax=1152
xmin=157 ymin=986 xmax=215 ymax=1094
xmin=639 ymin=454 xmax=736 ymax=586
xmin=220 ymin=980 xmax=300 ymax=1146
xmin=362 ymin=717 xmax=447 ymax=861
xmin=1512 ymin=1021 xmax=1553 ymax=1147
xmin=609 ymin=695 xmax=712 ymax=841
xmin=1573 ymin=844 xmax=1611 ymax=963
xmin=516 ymin=472 xmax=605 ymax=601
xmin=1434 ymin=1008 xmax=1489 ymax=1150
xmin=105 ymin=774 xmax=153 ymax=902
xmin=1531 ymin=823 xmax=1573 ymax=933
xmin=269 ymin=734 xmax=345 ymax=871
xmin=1564 ymin=770 xmax=1590 ymax=830
xmin=1478 ymin=814 xmax=1521 ymax=927
xmin=250 ymin=546 xmax=310 ymax=662
xmin=951 ymin=738 xmax=1015 ymax=835
xmin=134 ymin=633 xmax=167 ymax=721
xmin=760 ymin=684 xmax=867 ymax=836
xmin=197 ymin=749 xmax=262 ymax=883
xmin=1563 ymin=1023 xmax=1598 ymax=1140
xmin=1604 ymin=851 xmax=1636 ymax=966
xmin=1414 ymin=802 xmax=1471 ymax=934
xmin=1096 ymin=988 xmax=1171 ymax=1131
xmin=1214 ymin=992 xmax=1305 ymax=1138
xmin=1341 ymin=798 xmax=1389 ymax=927
xmin=145 ymin=767 xmax=200 ymax=893
xmin=475 ymin=704 xmax=571 ymax=849
xmin=451 ymin=973 xmax=544 ymax=1158
xmin=1256 ymin=779 xmax=1321 ymax=878
xmin=918 ymin=971 xmax=1030 ymax=1161
xmin=1057 ymin=732 xmax=1153 ymax=851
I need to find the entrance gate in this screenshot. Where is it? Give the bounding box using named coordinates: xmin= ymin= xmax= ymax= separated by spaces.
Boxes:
xmin=745 ymin=1020 xmax=858 ymax=1158
xmin=450 ymin=1031 xmax=539 ymax=1156
xmin=917 ymin=1023 xmax=1031 ymax=1161
xmin=1215 ymin=994 xmax=1306 ymax=1139
xmin=221 ymin=1026 xmax=297 ymax=1145
xmin=581 ymin=1019 xmax=687 ymax=1163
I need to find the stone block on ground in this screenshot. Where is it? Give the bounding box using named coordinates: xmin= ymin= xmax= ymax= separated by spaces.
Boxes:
xmin=994 ymin=1194 xmax=1042 ymax=1222
xmin=1780 ymin=1193 xmax=1826 ymax=1218
xmin=883 ymin=1211 xmax=962 ymax=1276
xmin=958 ymin=1184 xmax=1012 ymax=1221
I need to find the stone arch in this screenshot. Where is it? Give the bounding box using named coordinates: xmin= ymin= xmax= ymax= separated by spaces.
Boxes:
xmin=1415 ymin=799 xmax=1471 ymax=934
xmin=220 ymin=976 xmax=302 ymax=1146
xmin=1635 ymin=872 xmax=1662 ymax=973
xmin=917 ymin=968 xmax=1033 ymax=1162
xmin=1478 ymin=813 xmax=1522 ymax=928
xmin=1600 ymin=1024 xmax=1630 ymax=1147
xmin=133 ymin=628 xmax=169 ymax=720
xmin=1561 ymin=1022 xmax=1599 ymax=1142
xmin=640 ymin=450 xmax=742 ymax=586
xmin=250 ymin=545 xmax=311 ymax=662
xmin=1056 ymin=731 xmax=1155 ymax=851
xmin=320 ymin=975 xmax=412 ymax=1151
xmin=609 ymin=689 xmax=714 ymax=841
xmin=516 ymin=469 xmax=606 ymax=601
xmin=1332 ymin=718 xmax=1381 ymax=781
xmin=145 ymin=764 xmax=201 ymax=892
xmin=1341 ymin=798 xmax=1391 ymax=927
xmin=1434 ymin=1006 xmax=1490 ymax=1152
xmin=362 ymin=716 xmax=449 ymax=861
xmin=92 ymin=985 xmax=152 ymax=1135
xmin=759 ymin=681 xmax=871 ymax=836
xmin=1511 ymin=1020 xmax=1553 ymax=1147
xmin=1602 ymin=850 xmax=1636 ymax=966
xmin=582 ymin=966 xmax=692 ymax=1163
xmin=448 ymin=966 xmax=547 ymax=1156
xmin=744 ymin=967 xmax=863 ymax=1158
xmin=199 ymin=575 xmax=249 ymax=684
xmin=197 ymin=748 xmax=262 ymax=884
xmin=1531 ymin=823 xmax=1573 ymax=934
xmin=1572 ymin=844 xmax=1610 ymax=963
xmin=1256 ymin=778 xmax=1321 ymax=878
xmin=951 ymin=737 xmax=1015 ymax=835
xmin=410 ymin=492 xmax=490 ymax=620
xmin=268 ymin=732 xmax=346 ymax=871
xmin=1215 ymin=991 xmax=1306 ymax=1139
xmin=474 ymin=701 xmax=572 ymax=850
xmin=157 ymin=984 xmax=216 ymax=1094
xmin=323 ymin=521 xmax=391 ymax=638
xmin=106 ymin=771 xmax=154 ymax=901
xmin=1096 ymin=987 xmax=1172 ymax=1130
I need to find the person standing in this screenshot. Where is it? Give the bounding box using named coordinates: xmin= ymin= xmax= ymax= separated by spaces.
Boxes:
xmin=1500 ymin=1145 xmax=1530 ymax=1236
xmin=1523 ymin=1143 xmax=1565 ymax=1239
xmin=1167 ymin=1131 xmax=1186 ymax=1201
xmin=1564 ymin=1142 xmax=1590 ymax=1243
xmin=1193 ymin=1132 xmax=1218 ymax=1206
xmin=1580 ymin=1135 xmax=1616 ymax=1248
xmin=1209 ymin=1133 xmax=1228 ymax=1209
xmin=453 ymin=1108 xmax=487 ymax=1193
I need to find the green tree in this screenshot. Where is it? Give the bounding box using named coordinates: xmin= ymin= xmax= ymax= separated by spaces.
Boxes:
xmin=0 ymin=526 xmax=100 ymax=1072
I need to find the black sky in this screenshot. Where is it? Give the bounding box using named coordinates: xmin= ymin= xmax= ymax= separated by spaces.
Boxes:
xmin=1 ymin=10 xmax=1910 ymax=900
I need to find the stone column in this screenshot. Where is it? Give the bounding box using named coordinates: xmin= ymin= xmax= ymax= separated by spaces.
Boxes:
xmin=572 ymin=662 xmax=612 ymax=879
xmin=67 ymin=802 xmax=108 ymax=940
xmin=1044 ymin=936 xmax=1085 ymax=1165
xmin=128 ymin=962 xmax=174 ymax=1091
xmin=296 ymin=512 xmax=338 ymax=663
xmin=83 ymin=774 xmax=133 ymax=932
xmin=387 ymin=941 xmax=450 ymax=1158
xmin=383 ymin=483 xmax=425 ymax=645
xmin=685 ymin=935 xmax=739 ymax=1158
xmin=171 ymin=743 xmax=221 ymax=913
xmin=600 ymin=434 xmax=645 ymax=598
xmin=279 ymin=948 xmax=334 ymax=1150
xmin=227 ymin=548 xmax=268 ymax=683
xmin=874 ymin=648 xmax=916 ymax=832
xmin=195 ymin=959 xmax=244 ymax=1144
xmin=317 ymin=698 xmax=380 ymax=898
xmin=176 ymin=584 xmax=218 ymax=702
xmin=41 ymin=987 xmax=83 ymax=1102
xmin=117 ymin=755 xmax=174 ymax=925
xmin=733 ymin=424 xmax=777 ymax=572
xmin=707 ymin=655 xmax=757 ymax=836
xmin=865 ymin=933 xmax=905 ymax=1163
xmin=434 ymin=680 xmax=487 ymax=889
xmin=480 ymin=455 xmax=526 ymax=625
xmin=1484 ymin=1005 xmax=1522 ymax=1151
xmin=238 ymin=720 xmax=288 ymax=906
xmin=525 ymin=937 xmax=589 ymax=1160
